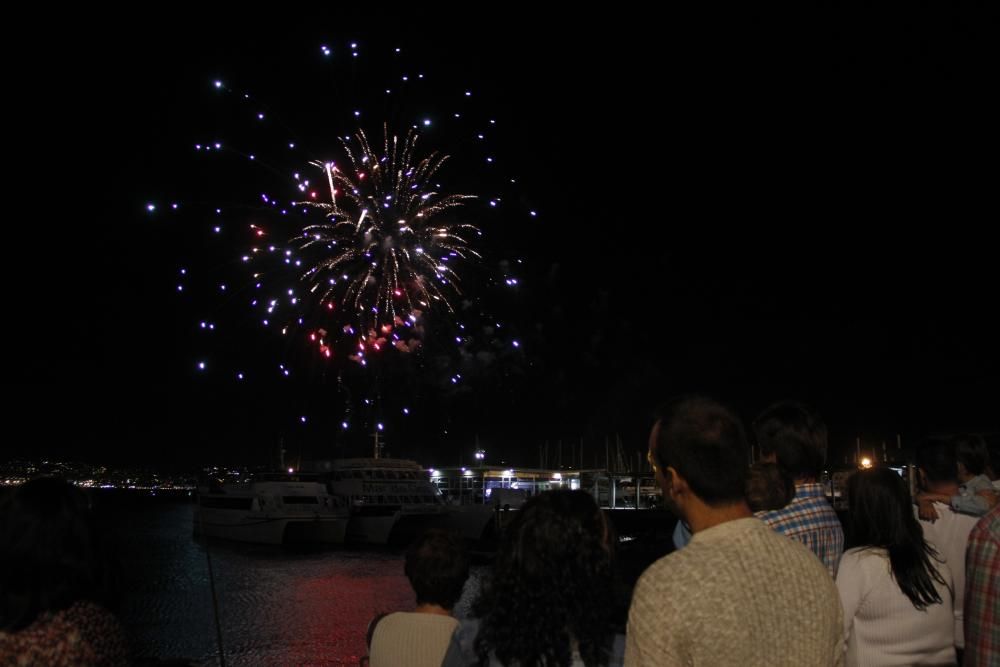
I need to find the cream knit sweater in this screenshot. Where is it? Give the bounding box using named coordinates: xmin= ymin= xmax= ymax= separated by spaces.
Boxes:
xmin=626 ymin=517 xmax=844 ymax=666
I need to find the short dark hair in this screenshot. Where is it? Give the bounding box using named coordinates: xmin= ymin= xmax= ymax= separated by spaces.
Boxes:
xmin=952 ymin=434 xmax=988 ymax=476
xmin=404 ymin=529 xmax=469 ymax=610
xmin=753 ymin=400 xmax=827 ymax=480
xmin=653 ymin=396 xmax=749 ymax=506
xmin=914 ymin=439 xmax=959 ymax=484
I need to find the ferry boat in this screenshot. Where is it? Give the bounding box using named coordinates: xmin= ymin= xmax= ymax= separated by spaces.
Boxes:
xmin=315 ymin=458 xmax=452 ymax=545
xmin=193 ymin=472 xmax=349 ymax=545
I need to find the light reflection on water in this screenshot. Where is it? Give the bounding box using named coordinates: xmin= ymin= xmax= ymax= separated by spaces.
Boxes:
xmin=114 ymin=501 xmax=482 ymax=665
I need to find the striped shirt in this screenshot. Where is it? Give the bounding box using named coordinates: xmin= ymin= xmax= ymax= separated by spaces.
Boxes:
xmin=757 ymin=482 xmax=844 ymax=577
xmin=964 ymin=504 xmax=1000 ymax=667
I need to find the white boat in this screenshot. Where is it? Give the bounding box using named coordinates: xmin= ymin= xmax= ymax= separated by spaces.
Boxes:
xmin=193 ymin=473 xmax=349 ymax=545
xmin=315 ymin=458 xmax=453 ymax=545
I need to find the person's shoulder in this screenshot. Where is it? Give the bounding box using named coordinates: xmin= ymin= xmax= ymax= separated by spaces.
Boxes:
xmin=970 ymin=504 xmax=1000 ymax=541
xmin=834 ymin=548 xmax=884 ymax=590
xmin=758 ymin=520 xmax=833 ymax=570
xmin=757 ymin=496 xmax=831 ymax=526
xmin=635 ymin=550 xmax=689 ymax=594
xmin=374 ymin=610 xmax=407 ymax=628
xmin=755 ymin=504 xmax=790 ymax=524
xmin=386 ymin=611 xmax=458 ymax=630
xmin=841 ymin=545 xmax=879 ymax=558
xmin=839 ymin=546 xmax=886 ymax=571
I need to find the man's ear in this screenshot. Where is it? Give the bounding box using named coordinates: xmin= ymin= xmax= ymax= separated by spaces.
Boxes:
xmin=666 ymin=466 xmax=686 ymax=496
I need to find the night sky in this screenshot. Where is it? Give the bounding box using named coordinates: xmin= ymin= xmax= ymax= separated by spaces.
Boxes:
xmin=10 ymin=9 xmax=998 ymax=468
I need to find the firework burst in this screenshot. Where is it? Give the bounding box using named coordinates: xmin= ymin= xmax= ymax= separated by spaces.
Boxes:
xmin=155 ymin=40 xmax=533 ymax=436
xmin=291 ymin=126 xmax=480 ymax=360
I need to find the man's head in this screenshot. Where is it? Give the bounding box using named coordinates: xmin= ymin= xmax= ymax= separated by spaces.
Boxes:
xmin=649 ymin=396 xmax=749 ymax=521
xmin=404 ymin=529 xmax=469 ymax=611
xmin=914 ymin=438 xmax=959 ymax=489
xmin=753 ymin=400 xmax=827 ymax=482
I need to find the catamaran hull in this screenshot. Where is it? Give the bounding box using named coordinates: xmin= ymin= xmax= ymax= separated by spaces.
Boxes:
xmin=194 ymin=511 xmax=348 ymax=545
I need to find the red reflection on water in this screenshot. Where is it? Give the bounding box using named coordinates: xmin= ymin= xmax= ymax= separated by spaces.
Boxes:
xmin=286 ymin=568 xmax=414 ymax=663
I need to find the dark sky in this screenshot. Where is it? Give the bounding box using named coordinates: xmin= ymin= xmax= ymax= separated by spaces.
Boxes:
xmin=9 ymin=8 xmax=998 ymax=468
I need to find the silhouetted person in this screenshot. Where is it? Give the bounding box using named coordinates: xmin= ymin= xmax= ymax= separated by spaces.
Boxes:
xmin=837 ymin=468 xmax=955 ymax=666
xmin=963 ymin=503 xmax=1000 ymax=667
xmin=918 ymin=434 xmax=998 ymax=519
xmin=0 ymin=477 xmax=129 ymax=666
xmin=627 ymin=397 xmax=842 ymax=665
xmin=443 ymin=490 xmax=623 ymax=667
xmin=914 ymin=438 xmax=979 ymax=656
xmin=369 ymin=529 xmax=469 ymax=667
xmin=754 ymin=400 xmax=844 ymax=576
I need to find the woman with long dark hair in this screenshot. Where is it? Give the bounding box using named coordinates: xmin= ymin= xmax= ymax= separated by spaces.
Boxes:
xmin=836 ymin=467 xmax=956 ymax=666
xmin=443 ymin=489 xmax=623 ymax=666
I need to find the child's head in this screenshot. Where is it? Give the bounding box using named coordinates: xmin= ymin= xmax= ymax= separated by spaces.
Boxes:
xmin=952 ymin=434 xmax=989 ymax=481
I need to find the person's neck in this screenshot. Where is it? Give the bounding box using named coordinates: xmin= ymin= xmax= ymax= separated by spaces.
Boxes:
xmin=958 ymin=471 xmax=978 ymax=484
xmin=925 ymin=480 xmax=961 ymax=496
xmin=686 ymin=498 xmax=753 ymax=534
xmin=414 ymin=603 xmax=452 ymax=617
xmin=795 ymin=476 xmax=817 ymax=485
